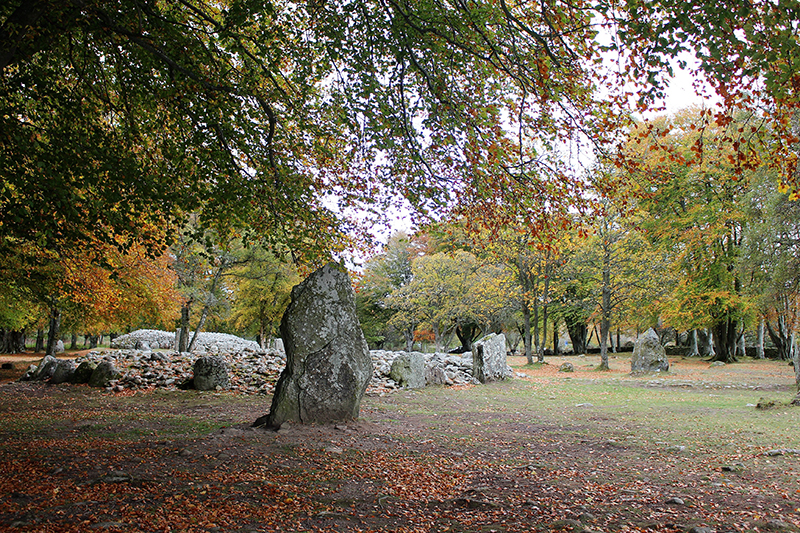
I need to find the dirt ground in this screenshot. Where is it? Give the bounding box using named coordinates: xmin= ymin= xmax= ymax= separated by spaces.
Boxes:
xmin=0 ymin=354 xmax=798 ymax=533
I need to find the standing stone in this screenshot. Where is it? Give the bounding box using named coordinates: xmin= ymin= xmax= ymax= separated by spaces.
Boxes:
xmin=54 ymin=340 xmax=65 ymax=354
xmin=631 ymin=328 xmax=669 ymax=375
xmin=257 ymin=263 xmax=372 ymax=428
xmin=472 ymin=333 xmax=511 ymax=383
xmin=193 ymin=356 xmax=230 ymax=390
xmin=389 ymin=353 xmax=426 ymax=388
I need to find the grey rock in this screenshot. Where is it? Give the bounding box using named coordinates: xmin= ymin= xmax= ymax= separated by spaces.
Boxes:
xmin=764 ymin=448 xmax=800 ymax=456
xmin=425 ymin=364 xmax=447 ymax=386
xmin=665 ymin=497 xmax=685 ymax=505
xmin=688 ymin=527 xmax=715 ymax=533
xmin=193 ymin=356 xmax=230 ymax=391
xmin=559 ymin=362 xmax=575 ymax=373
xmin=472 ymin=333 xmax=510 ymax=383
xmin=37 ymin=355 xmax=60 ymax=381
xmin=54 ymin=340 xmax=65 ymax=354
xmin=72 ymin=361 xmax=97 ymax=384
xmin=134 ymin=340 xmax=151 ymax=352
xmin=389 ymin=352 xmax=426 ymax=388
xmin=50 ymin=360 xmax=77 ymax=384
xmin=260 ymin=263 xmax=372 ymax=427
xmin=88 ymin=361 xmax=120 ymax=388
xmin=631 ymin=328 xmax=669 ymax=375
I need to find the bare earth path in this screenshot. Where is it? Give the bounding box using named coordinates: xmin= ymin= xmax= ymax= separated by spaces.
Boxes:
xmin=0 ymin=354 xmax=798 ymax=532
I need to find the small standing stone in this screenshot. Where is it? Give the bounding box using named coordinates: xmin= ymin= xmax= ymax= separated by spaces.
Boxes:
xmin=193 ymin=356 xmax=230 ymax=391
xmin=389 ymin=353 xmax=426 ymax=388
xmin=472 ymin=333 xmax=511 ymax=383
xmin=630 ymin=328 xmax=669 ymax=375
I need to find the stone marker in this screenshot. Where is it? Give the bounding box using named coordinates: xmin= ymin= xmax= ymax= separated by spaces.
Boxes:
xmin=630 ymin=328 xmax=669 ymax=375
xmin=389 ymin=352 xmax=426 ymax=388
xmin=193 ymin=355 xmax=230 ymax=390
xmin=472 ymin=333 xmax=511 ymax=383
xmin=256 ymin=263 xmax=372 ymax=428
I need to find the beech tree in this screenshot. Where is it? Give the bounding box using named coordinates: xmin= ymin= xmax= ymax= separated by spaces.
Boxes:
xmin=740 ymin=171 xmax=800 ymax=361
xmin=625 ymin=109 xmax=759 ymax=362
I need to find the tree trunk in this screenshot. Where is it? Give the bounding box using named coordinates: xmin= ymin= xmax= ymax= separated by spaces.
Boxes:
xmin=710 ymin=317 xmax=739 ymax=363
xmin=539 ymin=257 xmax=551 ymax=361
xmin=553 ymin=319 xmax=559 ymax=356
xmin=0 ymin=330 xmax=26 ymax=353
xmin=687 ymin=330 xmax=700 ymax=357
xmin=432 ymin=323 xmax=444 ymax=353
xmin=735 ymin=330 xmax=746 ymax=359
xmin=757 ymin=319 xmax=765 ymax=359
xmin=766 ymin=317 xmax=794 ymax=361
xmin=179 ymin=299 xmax=192 ymax=352
xmin=70 ymin=333 xmax=78 ymax=350
xmin=521 ymin=300 xmax=533 ymax=364
xmin=533 ymin=297 xmax=542 ymax=363
xmin=565 ymin=314 xmax=587 ymax=355
xmin=403 ymin=328 xmax=414 ymax=352
xmin=455 ymin=324 xmax=481 ymax=352
xmin=188 ymin=259 xmax=227 ymax=352
xmin=35 ymin=328 xmax=44 ymax=352
xmin=46 ymin=306 xmax=61 ymax=356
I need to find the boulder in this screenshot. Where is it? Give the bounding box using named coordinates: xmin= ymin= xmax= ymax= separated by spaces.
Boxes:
xmin=472 ymin=333 xmax=511 ymax=383
xmin=559 ymin=362 xmax=575 ymax=373
xmin=389 ymin=352 xmax=426 ymax=388
xmin=24 ymin=355 xmax=59 ymax=382
xmin=425 ymin=364 xmax=447 ymax=386
xmin=54 ymin=340 xmax=65 ymax=354
xmin=88 ymin=361 xmax=120 ymax=387
xmin=258 ymin=263 xmax=372 ymax=427
xmin=630 ymin=328 xmax=669 ymax=375
xmin=134 ymin=340 xmax=152 ymax=352
xmin=72 ymin=361 xmax=97 ymax=384
xmin=50 ymin=360 xmax=77 ymax=384
xmin=193 ymin=355 xmax=230 ymax=391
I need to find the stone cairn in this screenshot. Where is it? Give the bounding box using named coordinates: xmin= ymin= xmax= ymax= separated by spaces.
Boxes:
xmin=19 ymin=331 xmax=483 ymax=395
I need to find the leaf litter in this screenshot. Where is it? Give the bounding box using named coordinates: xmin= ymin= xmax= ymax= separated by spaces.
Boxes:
xmin=0 ymin=355 xmax=798 ymax=532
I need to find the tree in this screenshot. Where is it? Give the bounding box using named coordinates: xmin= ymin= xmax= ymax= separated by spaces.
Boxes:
xmin=389 ymin=250 xmax=509 ymax=353
xmin=740 ymin=171 xmax=800 ymax=361
xmin=356 ymin=231 xmax=421 ymax=350
xmin=228 ymin=247 xmax=299 ymax=348
xmin=0 ymin=0 xmax=624 ymax=265
xmin=574 ymin=203 xmax=671 ymax=370
xmin=477 ymin=220 xmax=569 ymax=364
xmin=625 ymin=109 xmax=757 ymax=363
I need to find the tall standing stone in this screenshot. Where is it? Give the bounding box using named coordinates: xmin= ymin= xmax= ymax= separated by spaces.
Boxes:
xmin=472 ymin=333 xmax=511 ymax=383
xmin=630 ymin=328 xmax=669 ymax=374
xmin=257 ymin=263 xmax=372 ymax=428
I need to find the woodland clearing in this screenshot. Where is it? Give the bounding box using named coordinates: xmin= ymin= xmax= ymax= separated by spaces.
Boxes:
xmin=0 ymin=354 xmax=798 ymax=533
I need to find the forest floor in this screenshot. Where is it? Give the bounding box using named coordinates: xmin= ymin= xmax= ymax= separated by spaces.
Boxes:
xmin=0 ymin=353 xmax=798 ymax=533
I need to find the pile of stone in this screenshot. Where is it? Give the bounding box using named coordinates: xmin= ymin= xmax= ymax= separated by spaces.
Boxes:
xmin=20 ymin=347 xmax=492 ymax=395
xmin=111 ymin=329 xmax=262 ymax=354
xmin=369 ymin=350 xmax=479 ymax=394
xmin=19 ymin=330 xmax=517 ymax=395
